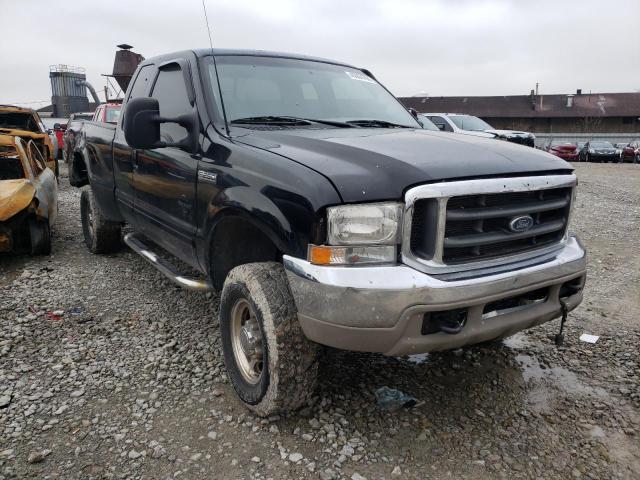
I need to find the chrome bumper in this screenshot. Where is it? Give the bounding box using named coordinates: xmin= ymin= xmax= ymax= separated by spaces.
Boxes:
xmin=283 ymin=236 xmax=586 ymax=356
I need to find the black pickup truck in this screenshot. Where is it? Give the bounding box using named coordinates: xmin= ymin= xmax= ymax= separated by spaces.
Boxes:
xmin=70 ymin=49 xmax=587 ymax=416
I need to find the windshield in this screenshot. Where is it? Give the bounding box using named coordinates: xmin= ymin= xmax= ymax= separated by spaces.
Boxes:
xmin=0 ymin=112 xmax=40 ymax=132
xmin=591 ymin=141 xmax=614 ymax=148
xmin=449 ymin=115 xmax=493 ymax=131
xmin=42 ymin=118 xmax=66 ymax=129
xmin=105 ymin=106 xmax=121 ymax=123
xmin=418 ymin=115 xmax=439 ymax=131
xmin=205 ymin=56 xmax=419 ymax=128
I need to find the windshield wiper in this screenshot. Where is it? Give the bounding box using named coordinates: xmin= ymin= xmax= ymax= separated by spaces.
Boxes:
xmin=345 ymin=119 xmax=413 ymax=128
xmin=230 ymin=116 xmax=353 ymax=128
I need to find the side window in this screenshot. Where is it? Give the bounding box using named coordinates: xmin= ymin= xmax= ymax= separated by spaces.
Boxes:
xmin=428 ymin=116 xmax=451 ymax=132
xmin=127 ymin=64 xmax=154 ymax=100
xmin=151 ymin=65 xmax=191 ymax=143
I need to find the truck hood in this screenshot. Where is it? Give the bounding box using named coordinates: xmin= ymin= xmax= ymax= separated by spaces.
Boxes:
xmin=234 ymin=128 xmax=572 ymax=202
xmin=0 ymin=179 xmax=36 ymax=222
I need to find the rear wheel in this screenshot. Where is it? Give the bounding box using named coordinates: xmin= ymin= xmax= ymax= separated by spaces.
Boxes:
xmin=29 ymin=219 xmax=51 ymax=255
xmin=80 ymin=186 xmax=122 ymax=254
xmin=219 ymin=262 xmax=319 ymax=417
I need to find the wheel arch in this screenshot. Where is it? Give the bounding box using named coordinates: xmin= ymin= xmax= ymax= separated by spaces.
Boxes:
xmin=204 ymin=207 xmax=294 ymax=291
xmin=69 ymin=148 xmax=89 ymax=187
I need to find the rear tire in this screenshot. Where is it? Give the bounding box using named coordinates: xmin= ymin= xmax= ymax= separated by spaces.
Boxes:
xmin=29 ymin=219 xmax=51 ymax=255
xmin=80 ymin=186 xmax=122 ymax=254
xmin=219 ymin=262 xmax=319 ymax=417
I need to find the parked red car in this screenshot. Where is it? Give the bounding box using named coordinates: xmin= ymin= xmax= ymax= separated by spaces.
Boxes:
xmin=546 ymin=141 xmax=578 ymax=161
xmin=92 ymin=103 xmax=121 ymax=124
xmin=614 ymin=143 xmax=637 ymax=163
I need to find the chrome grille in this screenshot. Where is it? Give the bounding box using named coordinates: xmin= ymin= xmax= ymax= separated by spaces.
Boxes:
xmin=442 ymin=187 xmax=572 ymax=263
xmin=402 ymin=175 xmax=576 ymax=274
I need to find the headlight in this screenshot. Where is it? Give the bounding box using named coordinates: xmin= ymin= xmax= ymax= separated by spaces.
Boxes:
xmin=308 ymin=202 xmax=403 ymax=265
xmin=327 ymin=202 xmax=403 ymax=245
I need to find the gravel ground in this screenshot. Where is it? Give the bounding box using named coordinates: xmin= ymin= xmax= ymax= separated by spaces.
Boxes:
xmin=1 ymin=162 xmax=639 ymax=480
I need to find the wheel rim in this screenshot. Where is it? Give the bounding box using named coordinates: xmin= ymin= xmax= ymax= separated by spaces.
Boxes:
xmin=230 ymin=298 xmax=264 ymax=385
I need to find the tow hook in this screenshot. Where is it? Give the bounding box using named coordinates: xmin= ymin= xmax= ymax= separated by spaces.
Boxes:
xmin=422 ymin=309 xmax=468 ymax=335
xmin=554 ymin=299 xmax=569 ymax=346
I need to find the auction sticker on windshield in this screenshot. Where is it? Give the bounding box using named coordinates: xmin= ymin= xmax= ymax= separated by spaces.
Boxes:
xmin=345 ymin=71 xmax=376 ymax=83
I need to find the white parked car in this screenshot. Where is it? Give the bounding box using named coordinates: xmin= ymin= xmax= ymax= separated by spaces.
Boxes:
xmin=422 ymin=113 xmax=536 ymax=147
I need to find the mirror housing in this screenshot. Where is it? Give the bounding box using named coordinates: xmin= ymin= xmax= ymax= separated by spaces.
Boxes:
xmin=123 ymin=97 xmax=199 ymax=154
xmin=408 ymin=107 xmax=419 ymax=119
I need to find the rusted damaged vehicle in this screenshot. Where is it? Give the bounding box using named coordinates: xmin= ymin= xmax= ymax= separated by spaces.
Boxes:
xmin=0 ymin=105 xmax=59 ymax=178
xmin=0 ymin=135 xmax=57 ymax=254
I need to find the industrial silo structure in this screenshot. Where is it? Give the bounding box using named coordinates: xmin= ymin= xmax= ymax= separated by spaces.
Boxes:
xmin=49 ymin=65 xmax=99 ymax=118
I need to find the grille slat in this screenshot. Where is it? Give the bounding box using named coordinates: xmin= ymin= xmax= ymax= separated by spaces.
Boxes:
xmin=446 ymin=197 xmax=569 ymax=221
xmin=444 ymin=218 xmax=565 ymax=249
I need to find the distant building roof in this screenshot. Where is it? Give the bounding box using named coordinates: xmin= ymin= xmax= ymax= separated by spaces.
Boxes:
xmin=37 ymin=102 xmax=98 ymax=116
xmin=400 ymin=92 xmax=640 ymax=118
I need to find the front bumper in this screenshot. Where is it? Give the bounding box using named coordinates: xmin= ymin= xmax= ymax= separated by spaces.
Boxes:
xmin=284 ymin=236 xmax=586 ymax=356
xmin=553 ymin=152 xmax=578 ymax=161
xmin=590 ymin=153 xmax=619 ymax=162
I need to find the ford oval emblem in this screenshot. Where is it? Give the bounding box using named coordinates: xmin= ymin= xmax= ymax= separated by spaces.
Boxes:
xmin=509 ymin=215 xmax=534 ymax=233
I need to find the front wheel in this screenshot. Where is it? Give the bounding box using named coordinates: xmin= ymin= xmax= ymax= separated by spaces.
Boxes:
xmin=29 ymin=219 xmax=51 ymax=255
xmin=219 ymin=262 xmax=319 ymax=417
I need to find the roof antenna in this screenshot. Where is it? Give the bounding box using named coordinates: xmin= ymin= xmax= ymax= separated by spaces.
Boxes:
xmin=201 ymin=0 xmax=229 ymax=135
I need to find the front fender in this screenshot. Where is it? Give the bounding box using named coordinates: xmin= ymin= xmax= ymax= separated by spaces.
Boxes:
xmin=196 ymin=185 xmax=306 ymax=272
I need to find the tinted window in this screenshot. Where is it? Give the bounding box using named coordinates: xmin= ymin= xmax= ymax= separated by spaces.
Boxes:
xmin=151 ymin=66 xmax=191 ymax=143
xmin=418 ymin=115 xmax=439 ymax=131
xmin=209 ymin=56 xmax=419 ymax=127
xmin=128 ymin=64 xmax=154 ymax=100
xmin=427 ymin=115 xmax=452 ymax=132
xmin=449 ymin=115 xmax=493 ymax=131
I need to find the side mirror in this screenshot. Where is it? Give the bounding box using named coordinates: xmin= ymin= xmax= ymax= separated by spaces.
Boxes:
xmin=123 ymin=97 xmax=199 ymax=154
xmin=408 ymin=107 xmax=419 ymax=119
xmin=436 ymin=124 xmax=446 ymax=131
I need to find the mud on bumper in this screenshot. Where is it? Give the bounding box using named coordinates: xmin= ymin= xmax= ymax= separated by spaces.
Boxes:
xmin=283 ymin=236 xmax=586 ymax=356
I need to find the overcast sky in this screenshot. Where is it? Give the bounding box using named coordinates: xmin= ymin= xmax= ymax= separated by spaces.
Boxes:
xmin=2 ymin=0 xmax=639 ymax=109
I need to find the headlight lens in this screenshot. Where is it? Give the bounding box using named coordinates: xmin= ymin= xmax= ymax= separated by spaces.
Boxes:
xmin=308 ymin=202 xmax=403 ymax=265
xmin=327 ymin=202 xmax=403 ymax=245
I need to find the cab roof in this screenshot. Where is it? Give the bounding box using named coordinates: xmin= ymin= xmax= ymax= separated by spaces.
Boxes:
xmin=0 ymin=105 xmax=36 ymax=114
xmin=145 ymin=49 xmax=356 ymax=69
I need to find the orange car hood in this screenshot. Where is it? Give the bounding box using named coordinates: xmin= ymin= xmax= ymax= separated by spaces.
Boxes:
xmin=0 ymin=179 xmax=35 ymax=221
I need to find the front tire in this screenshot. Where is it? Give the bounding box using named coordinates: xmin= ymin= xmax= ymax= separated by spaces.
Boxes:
xmin=219 ymin=262 xmax=319 ymax=417
xmin=80 ymin=186 xmax=122 ymax=254
xmin=29 ymin=219 xmax=51 ymax=255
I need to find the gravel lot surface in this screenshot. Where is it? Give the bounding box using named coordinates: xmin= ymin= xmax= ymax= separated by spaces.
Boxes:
xmin=1 ymin=163 xmax=639 ymax=480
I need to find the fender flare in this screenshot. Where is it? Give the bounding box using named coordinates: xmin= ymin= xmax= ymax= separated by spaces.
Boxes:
xmin=199 ymin=186 xmax=305 ymax=275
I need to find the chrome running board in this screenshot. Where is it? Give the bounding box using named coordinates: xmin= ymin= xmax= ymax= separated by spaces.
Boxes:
xmin=123 ymin=233 xmax=213 ymax=291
